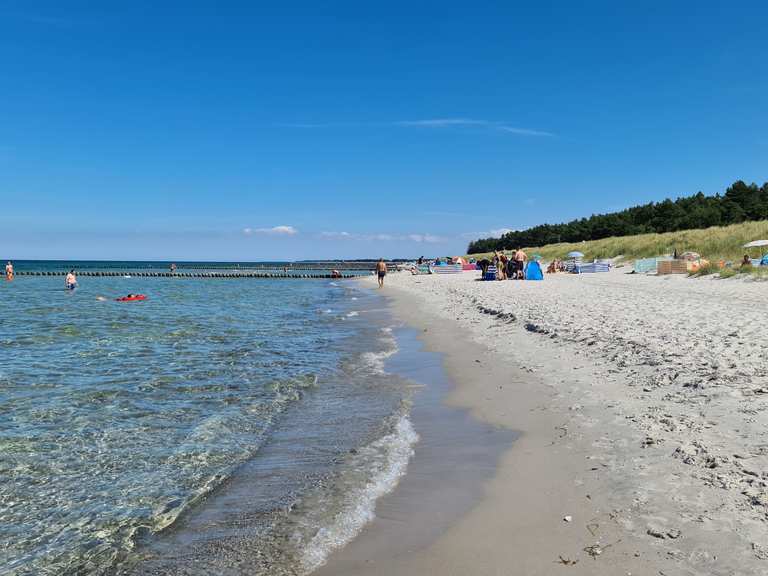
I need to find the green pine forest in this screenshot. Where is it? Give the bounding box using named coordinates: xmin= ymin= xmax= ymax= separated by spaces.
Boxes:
xmin=467 ymin=181 xmax=768 ymax=254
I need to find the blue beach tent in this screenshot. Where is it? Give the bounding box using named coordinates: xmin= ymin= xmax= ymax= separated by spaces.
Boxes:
xmin=525 ymin=260 xmax=544 ymax=280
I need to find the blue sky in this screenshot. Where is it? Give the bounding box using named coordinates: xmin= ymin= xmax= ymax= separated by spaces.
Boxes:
xmin=2 ymin=1 xmax=767 ymax=260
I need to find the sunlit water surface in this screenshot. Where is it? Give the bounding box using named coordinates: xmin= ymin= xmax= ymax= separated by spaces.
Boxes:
xmin=1 ymin=277 xmax=411 ymax=575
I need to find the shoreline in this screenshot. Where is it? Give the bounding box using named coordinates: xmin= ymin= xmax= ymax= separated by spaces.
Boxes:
xmin=314 ymin=324 xmax=515 ymax=576
xmin=107 ymin=281 xmax=418 ymax=576
xmin=316 ymin=271 xmax=768 ymax=575
xmin=115 ymin=279 xmax=506 ymax=576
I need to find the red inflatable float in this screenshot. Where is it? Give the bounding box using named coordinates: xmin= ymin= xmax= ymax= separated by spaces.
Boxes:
xmin=116 ymin=294 xmax=147 ymax=302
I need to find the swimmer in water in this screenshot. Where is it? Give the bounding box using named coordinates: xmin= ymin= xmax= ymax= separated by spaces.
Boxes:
xmin=5 ymin=261 xmax=13 ymax=281
xmin=65 ymin=270 xmax=77 ymax=290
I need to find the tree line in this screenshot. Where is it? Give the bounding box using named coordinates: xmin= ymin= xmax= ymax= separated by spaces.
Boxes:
xmin=467 ymin=180 xmax=768 ymax=254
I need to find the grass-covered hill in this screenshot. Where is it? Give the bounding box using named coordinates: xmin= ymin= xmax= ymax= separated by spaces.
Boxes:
xmin=468 ymin=180 xmax=768 ymax=255
xmin=468 ymin=219 xmax=768 ymax=264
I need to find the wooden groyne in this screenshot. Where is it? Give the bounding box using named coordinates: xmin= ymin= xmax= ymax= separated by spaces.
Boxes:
xmin=14 ymin=271 xmax=360 ymax=279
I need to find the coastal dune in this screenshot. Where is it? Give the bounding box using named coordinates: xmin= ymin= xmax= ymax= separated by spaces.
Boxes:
xmin=319 ymin=269 xmax=768 ymax=575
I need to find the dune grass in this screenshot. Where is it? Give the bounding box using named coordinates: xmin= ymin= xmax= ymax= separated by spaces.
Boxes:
xmin=689 ymin=263 xmax=768 ymax=279
xmin=468 ymin=220 xmax=768 ymax=264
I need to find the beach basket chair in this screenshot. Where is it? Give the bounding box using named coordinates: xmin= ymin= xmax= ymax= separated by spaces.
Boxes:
xmin=483 ymin=265 xmax=497 ymax=281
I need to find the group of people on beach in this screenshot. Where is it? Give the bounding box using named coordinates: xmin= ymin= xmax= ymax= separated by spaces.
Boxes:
xmin=546 ymin=258 xmax=567 ymax=273
xmin=479 ymin=249 xmax=527 ymax=280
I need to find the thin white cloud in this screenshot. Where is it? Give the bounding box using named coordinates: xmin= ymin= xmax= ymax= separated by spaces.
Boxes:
xmin=461 ymin=228 xmax=516 ymax=240
xmin=319 ymin=231 xmax=447 ymax=243
xmin=497 ymin=126 xmax=554 ymax=137
xmin=278 ymin=118 xmax=554 ymax=137
xmin=406 ymin=119 xmax=553 ymax=136
xmin=319 ymin=231 xmax=353 ymax=239
xmin=407 ymin=233 xmax=444 ymax=243
xmin=396 ymin=118 xmax=488 ymax=127
xmin=243 ymin=225 xmax=298 ymax=236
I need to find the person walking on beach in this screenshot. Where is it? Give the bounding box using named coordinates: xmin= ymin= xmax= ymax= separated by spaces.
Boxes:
xmin=514 ymin=248 xmax=527 ymax=279
xmin=5 ymin=261 xmax=13 ymax=281
xmin=65 ymin=270 xmax=77 ymax=290
xmin=375 ymin=259 xmax=387 ymax=288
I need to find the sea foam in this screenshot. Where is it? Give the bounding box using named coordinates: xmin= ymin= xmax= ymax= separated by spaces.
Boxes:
xmin=299 ymin=413 xmax=418 ymax=573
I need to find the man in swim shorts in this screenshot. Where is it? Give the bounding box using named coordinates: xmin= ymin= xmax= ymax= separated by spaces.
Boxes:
xmin=65 ymin=270 xmax=77 ymax=290
xmin=514 ymin=248 xmax=527 ymax=279
xmin=375 ymin=258 xmax=387 ymax=288
xmin=5 ymin=261 xmax=13 ymax=280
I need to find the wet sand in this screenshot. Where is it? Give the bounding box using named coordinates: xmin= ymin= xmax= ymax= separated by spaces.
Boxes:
xmin=315 ymin=328 xmax=514 ymax=575
xmin=318 ymin=270 xmax=768 ymax=575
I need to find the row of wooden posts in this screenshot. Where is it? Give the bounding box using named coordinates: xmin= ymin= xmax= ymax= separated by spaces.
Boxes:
xmin=13 ymin=271 xmax=358 ymax=279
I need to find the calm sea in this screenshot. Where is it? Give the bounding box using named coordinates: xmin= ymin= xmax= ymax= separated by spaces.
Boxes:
xmin=7 ymin=260 xmax=375 ymax=274
xmin=0 ymin=271 xmax=415 ymax=575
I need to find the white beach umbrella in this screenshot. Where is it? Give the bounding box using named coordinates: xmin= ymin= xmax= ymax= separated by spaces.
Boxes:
xmin=743 ymin=240 xmax=768 ymax=248
xmin=567 ymin=251 xmax=584 ymax=258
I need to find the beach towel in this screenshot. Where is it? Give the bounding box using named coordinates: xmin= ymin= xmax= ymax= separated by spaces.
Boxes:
xmin=525 ymin=260 xmax=544 ymax=280
xmin=483 ymin=266 xmax=497 ymax=281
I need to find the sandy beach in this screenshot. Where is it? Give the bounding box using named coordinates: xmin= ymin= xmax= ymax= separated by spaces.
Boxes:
xmin=317 ymin=268 xmax=768 ymax=575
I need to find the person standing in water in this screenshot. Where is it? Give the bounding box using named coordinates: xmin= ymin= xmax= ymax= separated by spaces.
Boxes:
xmin=5 ymin=261 xmax=13 ymax=281
xmin=375 ymin=259 xmax=387 ymax=288
xmin=65 ymin=270 xmax=77 ymax=290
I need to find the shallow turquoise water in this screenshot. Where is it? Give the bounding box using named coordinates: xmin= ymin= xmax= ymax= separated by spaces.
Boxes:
xmin=0 ymin=277 xmax=409 ymax=575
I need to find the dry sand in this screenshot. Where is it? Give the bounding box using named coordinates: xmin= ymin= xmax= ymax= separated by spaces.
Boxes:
xmin=318 ymin=268 xmax=768 ymax=576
